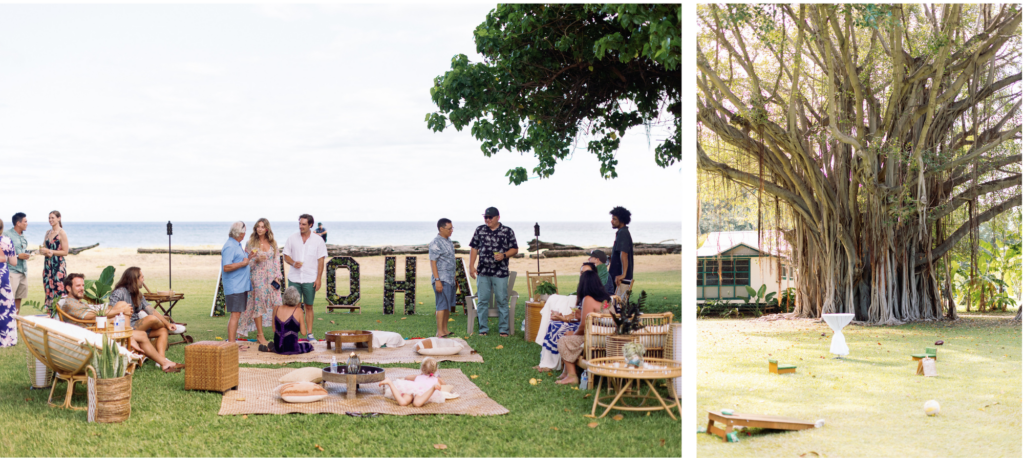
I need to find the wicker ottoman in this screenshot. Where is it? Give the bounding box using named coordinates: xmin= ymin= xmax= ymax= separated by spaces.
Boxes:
xmin=184 ymin=341 xmax=238 ymax=392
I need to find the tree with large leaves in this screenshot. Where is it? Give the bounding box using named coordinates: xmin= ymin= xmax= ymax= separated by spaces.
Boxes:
xmin=698 ymin=4 xmax=1022 ymax=324
xmin=427 ymin=4 xmax=681 ymax=184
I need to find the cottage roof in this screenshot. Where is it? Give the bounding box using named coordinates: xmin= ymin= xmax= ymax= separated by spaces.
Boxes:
xmin=697 ymin=230 xmax=790 ymax=258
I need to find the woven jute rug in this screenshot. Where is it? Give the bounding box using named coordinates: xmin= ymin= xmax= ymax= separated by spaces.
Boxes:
xmin=218 ymin=367 xmax=508 ymax=417
xmin=235 ymin=338 xmax=483 ymax=365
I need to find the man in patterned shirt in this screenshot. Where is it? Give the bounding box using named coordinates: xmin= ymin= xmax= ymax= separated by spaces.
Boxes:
xmin=429 ymin=218 xmax=456 ymax=338
xmin=469 ymin=207 xmax=519 ymax=337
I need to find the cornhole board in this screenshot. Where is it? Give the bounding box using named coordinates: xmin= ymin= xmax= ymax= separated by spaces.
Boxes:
xmin=706 ymin=410 xmax=816 ymax=442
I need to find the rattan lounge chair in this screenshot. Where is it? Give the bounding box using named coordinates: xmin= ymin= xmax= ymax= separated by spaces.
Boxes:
xmin=15 ymin=315 xmax=139 ymax=410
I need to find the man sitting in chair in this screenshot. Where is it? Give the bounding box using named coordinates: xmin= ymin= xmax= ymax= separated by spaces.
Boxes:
xmin=588 ymin=250 xmax=610 ymax=286
xmin=61 ymin=273 xmax=183 ymax=373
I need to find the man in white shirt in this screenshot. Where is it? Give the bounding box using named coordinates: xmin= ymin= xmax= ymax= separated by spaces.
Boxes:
xmin=282 ymin=214 xmax=328 ymax=341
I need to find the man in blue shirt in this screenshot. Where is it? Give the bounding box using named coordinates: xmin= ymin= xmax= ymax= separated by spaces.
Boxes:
xmin=222 ymin=221 xmax=255 ymax=345
xmin=429 ymin=218 xmax=456 ymax=338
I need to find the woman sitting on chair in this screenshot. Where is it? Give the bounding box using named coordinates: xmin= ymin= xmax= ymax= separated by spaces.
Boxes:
xmin=108 ymin=267 xmax=179 ymax=368
xmin=533 ymin=263 xmax=598 ymax=373
xmin=554 ymin=268 xmax=610 ymax=385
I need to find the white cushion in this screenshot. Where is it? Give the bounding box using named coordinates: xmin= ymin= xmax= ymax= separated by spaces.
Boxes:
xmin=415 ymin=337 xmax=464 ymax=356
xmin=275 ymin=382 xmax=328 ymax=403
xmin=278 ymin=367 xmax=323 ymax=384
xmin=369 ymin=330 xmax=405 ymax=348
xmin=21 ymin=316 xmax=135 ymax=359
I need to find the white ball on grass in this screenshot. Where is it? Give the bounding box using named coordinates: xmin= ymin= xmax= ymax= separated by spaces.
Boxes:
xmin=924 ymin=400 xmax=940 ymax=416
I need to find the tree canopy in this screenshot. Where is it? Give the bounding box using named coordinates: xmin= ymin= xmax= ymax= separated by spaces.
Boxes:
xmin=698 ymin=4 xmax=1022 ymax=323
xmin=427 ymin=4 xmax=681 ymax=184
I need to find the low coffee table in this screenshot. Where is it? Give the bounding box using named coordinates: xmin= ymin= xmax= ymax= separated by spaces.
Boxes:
xmin=325 ymin=330 xmax=373 ymax=354
xmin=88 ymin=325 xmax=134 ymax=349
xmin=586 ymin=357 xmax=682 ymax=420
xmin=322 ymin=365 xmax=385 ymax=399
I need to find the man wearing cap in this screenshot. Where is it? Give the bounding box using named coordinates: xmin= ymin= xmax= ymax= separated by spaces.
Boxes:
xmin=588 ymin=250 xmax=610 ymax=286
xmin=469 ymin=207 xmax=519 ymax=337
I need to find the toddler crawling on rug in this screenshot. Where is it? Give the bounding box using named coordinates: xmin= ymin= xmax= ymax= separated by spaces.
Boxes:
xmin=379 ymin=357 xmax=446 ymax=407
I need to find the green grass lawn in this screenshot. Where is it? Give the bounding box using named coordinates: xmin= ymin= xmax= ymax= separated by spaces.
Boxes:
xmin=697 ymin=316 xmax=1022 ymax=457
xmin=2 ymin=270 xmax=682 ymax=456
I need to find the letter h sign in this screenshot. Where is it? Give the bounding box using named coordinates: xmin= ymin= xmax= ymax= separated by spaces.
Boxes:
xmin=383 ymin=256 xmax=416 ymax=314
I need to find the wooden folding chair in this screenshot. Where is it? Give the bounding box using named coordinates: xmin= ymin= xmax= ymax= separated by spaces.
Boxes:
xmin=526 ymin=271 xmax=558 ymax=301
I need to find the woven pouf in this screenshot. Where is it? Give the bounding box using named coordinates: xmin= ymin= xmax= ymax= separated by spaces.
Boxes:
xmin=185 ymin=341 xmax=239 ymax=392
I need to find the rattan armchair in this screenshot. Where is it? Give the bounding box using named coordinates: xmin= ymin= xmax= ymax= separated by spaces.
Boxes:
xmin=579 ymin=311 xmax=674 ymax=388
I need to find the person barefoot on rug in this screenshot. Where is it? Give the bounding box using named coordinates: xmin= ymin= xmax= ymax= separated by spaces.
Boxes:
xmin=66 ymin=274 xmax=183 ymax=372
xmin=379 ymin=357 xmax=445 ymax=407
xmin=109 ymin=267 xmax=182 ymax=368
xmin=273 ymin=287 xmax=313 ymax=355
xmin=555 ymin=269 xmax=610 ymax=385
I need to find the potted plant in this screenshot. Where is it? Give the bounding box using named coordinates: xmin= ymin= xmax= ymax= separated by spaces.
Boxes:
xmin=86 ymin=334 xmax=132 ymax=423
xmin=607 ymin=291 xmax=647 ymax=358
xmin=84 ymin=266 xmax=117 ymax=305
xmin=534 ymin=281 xmax=557 ymax=302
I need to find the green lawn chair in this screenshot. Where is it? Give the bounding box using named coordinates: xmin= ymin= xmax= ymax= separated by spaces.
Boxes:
xmin=911 ymin=347 xmax=938 ymax=361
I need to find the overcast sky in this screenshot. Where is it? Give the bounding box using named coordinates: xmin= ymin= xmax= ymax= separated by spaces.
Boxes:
xmin=0 ymin=4 xmax=681 ymax=224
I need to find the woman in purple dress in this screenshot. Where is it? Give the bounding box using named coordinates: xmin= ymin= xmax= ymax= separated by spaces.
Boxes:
xmin=274 ymin=286 xmax=313 ymax=355
xmin=0 ymin=220 xmax=18 ymax=347
xmin=40 ymin=210 xmax=69 ymax=310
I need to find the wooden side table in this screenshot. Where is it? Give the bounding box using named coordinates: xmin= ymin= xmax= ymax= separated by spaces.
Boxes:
xmin=88 ymin=326 xmax=135 ymax=349
xmin=143 ymin=291 xmax=194 ymax=346
xmin=325 ymin=330 xmax=373 ymax=354
xmin=525 ymin=300 xmax=545 ymax=342
xmin=585 ymin=357 xmax=681 ymax=420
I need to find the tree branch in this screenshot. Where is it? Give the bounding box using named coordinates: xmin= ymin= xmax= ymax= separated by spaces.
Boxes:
xmin=921 ymin=193 xmax=1023 ymax=266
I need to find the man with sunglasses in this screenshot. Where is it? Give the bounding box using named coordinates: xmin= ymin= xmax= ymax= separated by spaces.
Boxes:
xmin=468 ymin=207 xmax=519 ymax=337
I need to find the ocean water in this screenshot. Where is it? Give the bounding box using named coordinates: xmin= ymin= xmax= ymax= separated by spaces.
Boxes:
xmin=13 ymin=221 xmax=682 ymax=249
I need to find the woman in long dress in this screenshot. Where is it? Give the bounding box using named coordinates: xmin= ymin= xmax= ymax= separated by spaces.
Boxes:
xmin=239 ymin=218 xmax=282 ymax=352
xmin=40 ymin=210 xmax=68 ymax=310
xmin=0 ymin=219 xmax=19 ymax=347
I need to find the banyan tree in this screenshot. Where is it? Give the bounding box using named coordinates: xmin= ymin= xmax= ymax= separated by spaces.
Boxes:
xmin=697 ymin=4 xmax=1022 ymax=324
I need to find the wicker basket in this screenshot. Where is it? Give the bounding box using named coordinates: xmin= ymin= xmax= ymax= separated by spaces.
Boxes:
xmin=86 ymin=366 xmax=132 ymax=423
xmin=606 ymin=335 xmax=638 ymax=358
xmin=525 ymin=301 xmax=544 ymax=342
xmin=185 ymin=341 xmax=239 ymax=392
xmin=26 ymin=347 xmax=53 ymax=389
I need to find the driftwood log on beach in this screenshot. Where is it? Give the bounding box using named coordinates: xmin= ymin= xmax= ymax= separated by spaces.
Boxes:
xmin=137 ymin=242 xmax=466 ymax=257
xmin=136 ymin=241 xmax=680 ymax=257
xmin=527 ymin=241 xmax=584 ymax=252
xmin=528 ymin=240 xmax=682 ymax=255
xmin=529 ymin=248 xmax=670 ymax=259
xmin=68 ymin=243 xmax=100 ymax=255
xmin=137 ymin=248 xmax=221 ymax=255
xmin=28 ymin=244 xmax=101 ymax=255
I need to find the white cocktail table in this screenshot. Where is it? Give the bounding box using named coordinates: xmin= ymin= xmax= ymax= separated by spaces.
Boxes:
xmin=821 ymin=313 xmax=855 ymax=358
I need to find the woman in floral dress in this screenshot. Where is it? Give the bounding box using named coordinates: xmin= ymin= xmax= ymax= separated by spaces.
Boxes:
xmin=40 ymin=210 xmax=69 ymax=310
xmin=240 ymin=218 xmax=282 ymax=352
xmin=0 ymin=220 xmax=18 ymax=347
